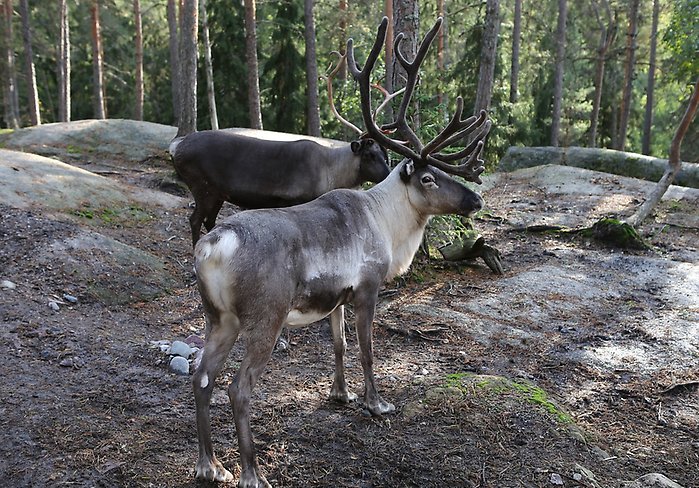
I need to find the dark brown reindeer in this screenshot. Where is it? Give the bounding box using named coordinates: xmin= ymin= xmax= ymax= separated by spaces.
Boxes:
xmin=191 ymin=17 xmax=491 ymax=487
xmin=170 ymin=131 xmax=389 ymax=246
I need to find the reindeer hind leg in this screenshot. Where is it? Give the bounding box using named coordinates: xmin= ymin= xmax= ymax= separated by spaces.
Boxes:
xmin=229 ymin=316 xmax=284 ymax=488
xmin=193 ymin=311 xmax=240 ymax=482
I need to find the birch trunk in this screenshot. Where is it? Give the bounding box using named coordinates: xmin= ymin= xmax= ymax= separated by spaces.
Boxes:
xmin=134 ymin=0 xmax=144 ymax=121
xmin=19 ymin=0 xmax=39 ymax=125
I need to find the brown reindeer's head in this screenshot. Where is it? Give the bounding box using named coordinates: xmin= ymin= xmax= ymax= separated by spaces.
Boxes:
xmin=351 ymin=137 xmax=390 ymax=183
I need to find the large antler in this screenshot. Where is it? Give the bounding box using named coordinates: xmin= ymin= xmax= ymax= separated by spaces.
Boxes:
xmin=346 ymin=17 xmax=492 ymax=184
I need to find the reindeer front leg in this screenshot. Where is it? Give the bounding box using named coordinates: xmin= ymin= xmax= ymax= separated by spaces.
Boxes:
xmin=353 ymin=287 xmax=395 ymax=415
xmin=329 ymin=305 xmax=358 ymax=404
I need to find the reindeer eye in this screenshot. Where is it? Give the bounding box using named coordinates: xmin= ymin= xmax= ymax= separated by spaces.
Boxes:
xmin=421 ymin=174 xmax=435 ymax=185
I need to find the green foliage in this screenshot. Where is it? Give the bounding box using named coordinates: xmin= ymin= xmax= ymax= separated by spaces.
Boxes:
xmin=260 ymin=0 xmax=306 ymax=133
xmin=663 ymin=0 xmax=699 ymax=83
xmin=205 ymin=0 xmax=248 ymax=129
xmin=2 ymin=0 xmax=695 ymax=167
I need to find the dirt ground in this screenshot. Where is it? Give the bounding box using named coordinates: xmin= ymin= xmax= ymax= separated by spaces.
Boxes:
xmin=0 ymin=125 xmax=697 ymax=488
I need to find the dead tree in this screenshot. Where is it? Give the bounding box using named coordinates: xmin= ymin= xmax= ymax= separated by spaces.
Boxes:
xmin=627 ymin=79 xmax=699 ymax=227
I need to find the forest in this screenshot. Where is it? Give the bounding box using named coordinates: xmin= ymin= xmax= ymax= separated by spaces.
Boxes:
xmin=1 ymin=0 xmax=698 ymax=167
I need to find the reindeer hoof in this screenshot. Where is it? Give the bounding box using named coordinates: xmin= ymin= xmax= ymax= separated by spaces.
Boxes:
xmin=238 ymin=473 xmax=272 ymax=488
xmin=194 ymin=458 xmax=234 ymax=482
xmin=329 ymin=389 xmax=358 ymax=404
xmin=364 ymin=398 xmax=395 ymax=416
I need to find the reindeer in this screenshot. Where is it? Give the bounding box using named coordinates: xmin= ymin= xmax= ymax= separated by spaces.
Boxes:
xmin=191 ymin=17 xmax=492 ymax=486
xmin=170 ymin=127 xmax=390 ymax=247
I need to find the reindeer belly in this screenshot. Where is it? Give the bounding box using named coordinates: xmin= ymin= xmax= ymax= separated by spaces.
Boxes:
xmin=285 ymin=281 xmax=354 ymax=328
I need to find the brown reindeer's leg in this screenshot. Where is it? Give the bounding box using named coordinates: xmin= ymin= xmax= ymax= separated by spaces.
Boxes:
xmin=229 ymin=320 xmax=282 ymax=488
xmin=203 ymin=199 xmax=224 ymax=232
xmin=329 ymin=305 xmax=357 ymax=403
xmin=353 ymin=287 xmax=395 ymax=415
xmin=189 ymin=197 xmax=223 ymax=247
xmin=193 ymin=313 xmax=240 ymax=482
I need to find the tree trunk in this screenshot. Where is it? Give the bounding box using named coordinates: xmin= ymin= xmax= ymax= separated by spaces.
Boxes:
xmin=200 ymin=0 xmax=218 ymax=129
xmin=2 ymin=0 xmax=19 ymax=128
xmin=303 ymin=0 xmax=320 ymax=136
xmin=91 ymin=1 xmax=106 ymax=119
xmin=176 ymin=0 xmax=198 ymax=137
xmin=244 ymin=0 xmax=262 ymax=130
xmin=133 ymin=0 xmax=144 ymax=121
xmin=437 ymin=0 xmax=446 ymax=107
xmin=550 ymin=0 xmax=566 ymax=147
xmin=473 ymin=0 xmax=500 ymax=115
xmin=391 ymin=0 xmax=419 ymax=93
xmin=19 ymin=0 xmax=39 ymax=125
xmin=509 ymin=0 xmax=521 ymax=111
xmin=641 ymin=0 xmax=659 ymax=155
xmin=588 ymin=0 xmax=615 ymax=148
xmin=58 ymin=0 xmax=70 ymax=122
xmin=167 ymin=0 xmax=179 ymax=126
xmin=616 ymin=0 xmax=639 ymax=151
xmin=392 ymin=0 xmax=419 ymax=127
xmin=628 ymin=79 xmax=699 ymax=227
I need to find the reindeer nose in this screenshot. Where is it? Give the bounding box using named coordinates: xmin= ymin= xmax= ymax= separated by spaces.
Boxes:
xmin=462 ymin=192 xmax=484 ymax=216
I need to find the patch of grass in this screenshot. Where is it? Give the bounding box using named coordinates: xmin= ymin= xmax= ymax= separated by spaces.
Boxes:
xmin=509 ymin=380 xmax=572 ymax=423
xmin=443 ymin=373 xmax=572 ymax=424
xmin=71 ymin=205 xmax=153 ymax=226
xmin=444 ymin=372 xmax=474 ymax=390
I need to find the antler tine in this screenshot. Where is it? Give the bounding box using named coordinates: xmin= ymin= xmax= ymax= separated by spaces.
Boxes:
xmin=371 ymin=83 xmax=406 ymax=120
xmin=432 ymin=109 xmax=488 ymax=157
xmin=385 ymin=17 xmax=444 ymax=153
xmin=426 ymin=118 xmax=492 ymax=184
xmin=421 ymin=96 xmax=478 ymax=158
xmin=347 ymin=17 xmax=421 ymax=162
xmin=323 ymin=51 xmax=363 ymax=136
xmin=434 ymin=117 xmax=490 ymax=162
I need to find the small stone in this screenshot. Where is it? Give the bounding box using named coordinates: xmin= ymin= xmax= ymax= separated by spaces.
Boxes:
xmin=48 ymin=301 xmax=60 ymax=312
xmin=62 ymin=294 xmax=78 ymax=304
xmin=169 ymin=356 xmax=190 ymax=375
xmin=550 ymin=473 xmax=564 ymax=485
xmin=1 ymin=280 xmax=16 ymax=290
xmin=168 ymin=340 xmax=192 ymax=358
xmin=629 ymin=473 xmax=684 ymax=488
xmin=573 ymin=473 xmax=582 ymax=481
xmin=184 ymin=334 xmax=205 ymax=348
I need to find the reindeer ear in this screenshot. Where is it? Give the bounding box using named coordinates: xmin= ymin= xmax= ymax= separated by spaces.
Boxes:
xmin=350 ymin=140 xmax=361 ymax=153
xmin=400 ymin=160 xmax=415 ymax=181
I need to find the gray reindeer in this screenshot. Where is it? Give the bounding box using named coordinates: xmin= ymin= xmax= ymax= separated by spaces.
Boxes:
xmin=191 ymin=17 xmax=492 ymax=487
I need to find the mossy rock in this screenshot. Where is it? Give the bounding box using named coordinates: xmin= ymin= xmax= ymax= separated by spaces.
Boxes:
xmin=590 ymin=218 xmax=649 ymax=250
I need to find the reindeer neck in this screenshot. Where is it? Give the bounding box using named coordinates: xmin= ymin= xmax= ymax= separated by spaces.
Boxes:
xmin=323 ymin=144 xmax=363 ymax=189
xmin=366 ymin=169 xmax=429 ymax=278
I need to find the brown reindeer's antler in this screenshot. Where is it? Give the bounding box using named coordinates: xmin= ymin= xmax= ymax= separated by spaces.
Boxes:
xmin=347 ymin=17 xmax=492 ymax=184
xmin=324 ymin=51 xmax=406 ymax=138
